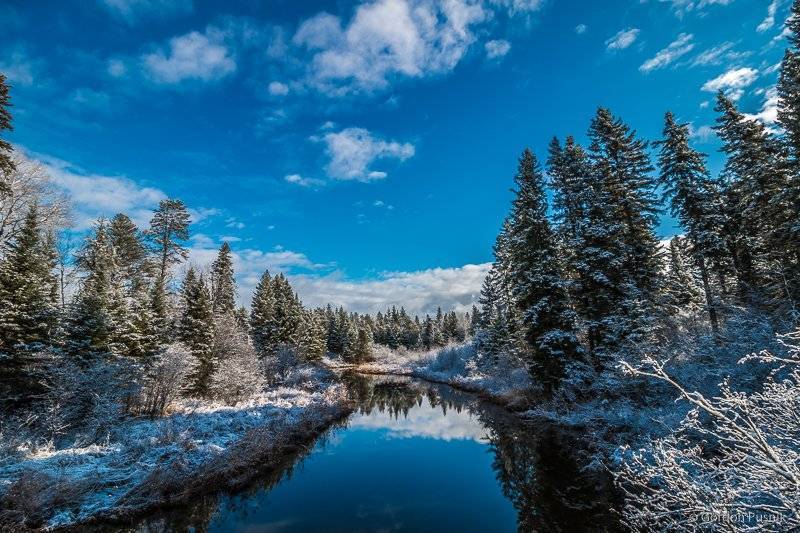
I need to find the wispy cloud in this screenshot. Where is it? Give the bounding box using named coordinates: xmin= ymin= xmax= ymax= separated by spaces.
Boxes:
xmin=284 ymin=174 xmax=325 ymax=187
xmin=606 ymin=28 xmax=640 ymax=51
xmin=744 ymin=86 xmax=779 ymax=125
xmin=320 ymin=127 xmax=415 ymax=181
xmin=101 ymin=0 xmax=193 ymax=23
xmin=701 ymin=67 xmax=758 ymax=100
xmin=575 ymin=23 xmax=588 ymax=35
xmin=690 ymin=42 xmax=748 ymax=67
xmin=757 ymin=0 xmax=779 ymax=32
xmin=640 ymin=33 xmax=694 ymax=73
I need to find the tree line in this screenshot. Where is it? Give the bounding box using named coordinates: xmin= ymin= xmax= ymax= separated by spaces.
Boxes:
xmin=475 ymin=16 xmax=800 ymax=396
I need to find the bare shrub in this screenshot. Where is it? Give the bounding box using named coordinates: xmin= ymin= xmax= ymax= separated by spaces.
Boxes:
xmin=135 ymin=344 xmax=195 ymax=418
xmin=210 ymin=315 xmax=265 ymax=405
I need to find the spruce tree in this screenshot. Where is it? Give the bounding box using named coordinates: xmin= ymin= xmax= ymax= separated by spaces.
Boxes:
xmin=0 ymin=73 xmax=15 ymax=192
xmin=210 ymin=242 xmax=236 ymax=315
xmin=714 ymin=92 xmax=794 ymax=305
xmin=296 ymin=310 xmax=327 ymax=362
xmin=250 ymin=270 xmax=277 ymax=357
xmin=109 ymin=213 xmax=149 ymax=289
xmin=147 ymin=199 xmax=190 ymax=287
xmin=353 ymin=321 xmax=374 ymax=363
xmin=179 ymin=269 xmax=215 ymax=396
xmin=778 ymin=0 xmax=800 ymax=167
xmin=504 ymin=149 xmax=581 ymax=394
xmin=0 ymin=205 xmax=58 ymax=401
xmin=66 ymin=221 xmax=136 ymax=359
xmin=656 ymin=112 xmax=728 ymax=335
xmin=272 ymin=273 xmax=302 ymax=346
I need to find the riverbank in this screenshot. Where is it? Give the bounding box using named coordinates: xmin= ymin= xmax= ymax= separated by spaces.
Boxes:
xmin=0 ymin=377 xmax=353 ymax=531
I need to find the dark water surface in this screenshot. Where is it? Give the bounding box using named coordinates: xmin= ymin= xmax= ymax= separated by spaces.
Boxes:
xmin=125 ymin=375 xmax=620 ymax=532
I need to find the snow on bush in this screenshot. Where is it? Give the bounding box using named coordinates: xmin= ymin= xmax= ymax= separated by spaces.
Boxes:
xmin=210 ymin=315 xmax=266 ymax=405
xmin=616 ymin=327 xmax=800 ymax=531
xmin=135 ymin=343 xmax=196 ymax=417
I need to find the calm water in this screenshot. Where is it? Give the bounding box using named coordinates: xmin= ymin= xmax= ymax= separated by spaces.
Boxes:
xmin=123 ymin=375 xmax=620 ymax=532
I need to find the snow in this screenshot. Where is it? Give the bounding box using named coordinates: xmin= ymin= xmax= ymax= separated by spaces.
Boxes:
xmin=0 ymin=374 xmax=350 ymax=530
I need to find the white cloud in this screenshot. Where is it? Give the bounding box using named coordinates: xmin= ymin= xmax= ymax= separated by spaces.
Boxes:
xmin=143 ymin=28 xmax=236 ymax=84
xmin=484 ymin=39 xmax=511 ymax=59
xmin=701 ymin=67 xmax=758 ymax=100
xmin=690 ymin=42 xmax=748 ymax=67
xmin=0 ymin=50 xmax=36 ymax=86
xmin=689 ymin=123 xmax=715 ymax=142
xmin=489 ymin=0 xmax=545 ymax=14
xmin=757 ymin=0 xmax=779 ymax=32
xmin=268 ymin=81 xmax=290 ymax=96
xmin=293 ymin=0 xmax=488 ymax=94
xmin=662 ymin=0 xmax=734 ymax=17
xmin=744 ymin=86 xmax=779 ymax=125
xmin=349 ymin=396 xmax=488 ymax=441
xmin=284 ymin=174 xmax=325 ymax=187
xmin=291 ymin=262 xmax=491 ymax=315
xmin=322 ymin=127 xmax=415 ymax=181
xmin=575 ymin=23 xmax=587 ymax=35
xmin=101 ymin=0 xmax=193 ymax=22
xmin=107 ymin=58 xmax=127 ymax=78
xmin=31 ymin=152 xmax=166 ymax=230
xmin=639 ymin=33 xmax=694 ymax=73
xmin=605 ymin=28 xmax=640 ymax=51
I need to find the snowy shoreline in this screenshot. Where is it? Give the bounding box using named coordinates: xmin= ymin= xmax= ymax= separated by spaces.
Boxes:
xmin=0 ymin=382 xmax=353 ymax=531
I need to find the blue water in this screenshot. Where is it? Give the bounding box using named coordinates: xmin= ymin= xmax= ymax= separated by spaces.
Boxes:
xmin=127 ymin=375 xmax=619 ymax=532
xmin=207 ymin=394 xmax=518 ymax=532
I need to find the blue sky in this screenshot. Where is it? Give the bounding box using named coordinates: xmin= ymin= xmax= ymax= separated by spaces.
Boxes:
xmin=0 ymin=0 xmax=789 ymax=313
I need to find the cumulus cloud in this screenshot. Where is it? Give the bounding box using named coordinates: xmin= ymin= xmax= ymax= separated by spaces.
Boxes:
xmin=292 ymin=0 xmax=488 ymax=94
xmin=268 ymin=81 xmax=290 ymax=96
xmin=484 ymin=39 xmax=511 ymax=59
xmin=701 ymin=67 xmax=758 ymax=100
xmin=605 ymin=28 xmax=640 ymax=51
xmin=143 ymin=27 xmax=236 ymax=84
xmin=757 ymin=0 xmax=778 ymax=32
xmin=639 ymin=33 xmax=694 ymax=73
xmin=101 ymin=0 xmax=193 ymax=22
xmin=321 ymin=127 xmax=415 ymax=181
xmin=290 ymin=263 xmax=491 ymax=315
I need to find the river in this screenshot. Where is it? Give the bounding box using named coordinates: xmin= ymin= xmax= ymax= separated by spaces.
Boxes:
xmin=117 ymin=374 xmax=620 ymax=532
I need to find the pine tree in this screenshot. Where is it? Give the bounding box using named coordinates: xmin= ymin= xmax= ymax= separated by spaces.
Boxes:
xmin=656 ymin=112 xmax=729 ymax=336
xmin=353 ymin=320 xmax=374 ymax=363
xmin=0 ymin=73 xmax=15 ymax=193
xmin=0 ymin=205 xmax=58 ymax=401
xmin=714 ymin=93 xmax=794 ymax=305
xmin=147 ymin=199 xmax=190 ymax=287
xmin=272 ymin=273 xmax=302 ymax=346
xmin=577 ymin=108 xmax=663 ymax=358
xmin=179 ymin=268 xmax=215 ymax=396
xmin=504 ymin=149 xmax=581 ymax=394
xmin=296 ymin=310 xmax=327 ymax=362
xmin=108 ymin=213 xmax=149 ymax=290
xmin=778 ymin=0 xmax=800 ymax=167
xmin=421 ymin=315 xmax=435 ymax=349
xmin=66 ymin=221 xmax=136 ymax=359
xmin=210 ymin=242 xmax=236 ymax=315
xmin=663 ymin=237 xmax=705 ymax=314
xmin=250 ymin=270 xmax=277 ymax=357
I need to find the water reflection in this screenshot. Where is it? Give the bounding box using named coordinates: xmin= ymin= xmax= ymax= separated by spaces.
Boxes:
xmin=111 ymin=374 xmax=620 ymax=532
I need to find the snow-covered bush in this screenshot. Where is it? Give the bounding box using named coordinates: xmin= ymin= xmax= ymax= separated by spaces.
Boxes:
xmin=135 ymin=343 xmax=195 ymax=418
xmin=210 ymin=315 xmax=265 ymax=405
xmin=616 ymin=327 xmax=800 ymax=531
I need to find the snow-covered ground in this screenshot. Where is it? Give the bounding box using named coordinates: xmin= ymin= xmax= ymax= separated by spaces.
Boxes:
xmin=0 ymin=373 xmax=351 ymax=530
